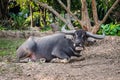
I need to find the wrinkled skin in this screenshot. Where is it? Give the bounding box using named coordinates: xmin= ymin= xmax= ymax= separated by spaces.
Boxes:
xmin=16 ymin=36 xmax=37 ymax=62
xmin=16 ymin=33 xmax=81 ymax=63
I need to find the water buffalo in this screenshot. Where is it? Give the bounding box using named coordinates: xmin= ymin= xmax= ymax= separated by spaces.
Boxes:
xmin=16 ymin=25 xmax=105 ymax=63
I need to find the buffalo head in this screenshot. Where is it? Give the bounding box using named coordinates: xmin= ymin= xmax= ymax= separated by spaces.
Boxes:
xmin=61 ymin=24 xmax=105 ymax=51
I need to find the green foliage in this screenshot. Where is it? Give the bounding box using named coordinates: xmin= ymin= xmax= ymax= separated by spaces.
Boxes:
xmin=43 ymin=25 xmax=52 ymax=31
xmin=97 ymin=23 xmax=120 ymax=36
xmin=10 ymin=0 xmax=119 ymax=31
xmin=16 ymin=0 xmax=29 ymax=7
xmin=96 ymin=0 xmax=117 ymax=22
xmin=24 ymin=12 xmax=40 ymax=25
xmin=0 ymin=38 xmax=25 ymax=56
xmin=0 ymin=25 xmax=7 ymax=30
xmin=10 ymin=13 xmax=26 ymax=30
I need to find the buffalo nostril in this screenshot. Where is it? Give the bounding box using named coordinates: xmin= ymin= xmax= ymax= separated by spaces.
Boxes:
xmin=79 ymin=44 xmax=83 ymax=47
xmin=93 ymin=40 xmax=96 ymax=42
xmin=74 ymin=43 xmax=80 ymax=47
xmin=75 ymin=43 xmax=80 ymax=46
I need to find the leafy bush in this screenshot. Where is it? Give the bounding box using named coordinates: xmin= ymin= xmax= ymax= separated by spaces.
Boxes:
xmin=10 ymin=13 xmax=27 ymax=30
xmin=0 ymin=25 xmax=7 ymax=30
xmin=97 ymin=23 xmax=120 ymax=36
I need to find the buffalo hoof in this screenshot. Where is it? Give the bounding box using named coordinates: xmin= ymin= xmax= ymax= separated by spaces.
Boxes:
xmin=37 ymin=58 xmax=46 ymax=63
xmin=51 ymin=58 xmax=70 ymax=63
xmin=15 ymin=58 xmax=30 ymax=63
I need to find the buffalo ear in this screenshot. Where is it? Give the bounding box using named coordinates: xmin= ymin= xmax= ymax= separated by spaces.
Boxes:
xmin=72 ymin=31 xmax=78 ymax=39
xmin=80 ymin=31 xmax=88 ymax=41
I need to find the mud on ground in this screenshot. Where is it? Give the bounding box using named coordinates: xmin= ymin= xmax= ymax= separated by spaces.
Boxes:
xmin=0 ymin=36 xmax=120 ymax=80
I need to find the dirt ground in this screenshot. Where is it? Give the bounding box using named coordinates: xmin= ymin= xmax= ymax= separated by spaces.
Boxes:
xmin=0 ymin=36 xmax=120 ymax=80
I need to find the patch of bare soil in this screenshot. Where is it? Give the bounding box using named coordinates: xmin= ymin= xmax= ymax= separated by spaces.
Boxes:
xmin=0 ymin=36 xmax=120 ymax=80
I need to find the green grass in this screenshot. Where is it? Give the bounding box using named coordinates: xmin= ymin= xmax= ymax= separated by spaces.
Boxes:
xmin=0 ymin=38 xmax=25 ymax=57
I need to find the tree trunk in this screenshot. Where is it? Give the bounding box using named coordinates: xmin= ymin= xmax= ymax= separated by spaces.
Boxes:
xmin=57 ymin=0 xmax=82 ymax=29
xmin=0 ymin=3 xmax=2 ymax=19
xmin=92 ymin=0 xmax=120 ymax=33
xmin=42 ymin=8 xmax=47 ymax=26
xmin=66 ymin=0 xmax=74 ymax=29
xmin=65 ymin=13 xmax=74 ymax=29
xmin=37 ymin=1 xmax=76 ymax=29
xmin=81 ymin=0 xmax=91 ymax=31
xmin=0 ymin=0 xmax=9 ymax=19
xmin=30 ymin=4 xmax=33 ymax=28
xmin=35 ymin=0 xmax=120 ymax=33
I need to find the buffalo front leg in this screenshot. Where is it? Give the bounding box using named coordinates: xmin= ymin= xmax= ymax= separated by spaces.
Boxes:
xmin=51 ymin=58 xmax=70 ymax=63
xmin=51 ymin=49 xmax=70 ymax=63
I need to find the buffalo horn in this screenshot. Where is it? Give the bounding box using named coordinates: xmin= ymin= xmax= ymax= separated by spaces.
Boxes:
xmin=86 ymin=31 xmax=105 ymax=39
xmin=61 ymin=23 xmax=76 ymax=34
